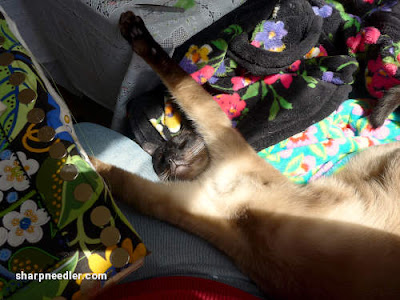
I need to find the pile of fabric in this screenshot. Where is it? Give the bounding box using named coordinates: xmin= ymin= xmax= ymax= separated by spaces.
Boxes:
xmin=128 ymin=0 xmax=400 ymax=179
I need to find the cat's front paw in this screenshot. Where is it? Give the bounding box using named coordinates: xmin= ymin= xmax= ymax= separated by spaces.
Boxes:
xmin=119 ymin=11 xmax=155 ymax=57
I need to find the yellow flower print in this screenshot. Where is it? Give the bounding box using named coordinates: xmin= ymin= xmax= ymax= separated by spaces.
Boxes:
xmin=83 ymin=239 xmax=146 ymax=284
xmin=269 ymin=44 xmax=286 ymax=52
xmin=185 ymin=44 xmax=213 ymax=64
xmin=305 ymin=47 xmax=320 ymax=59
xmin=121 ymin=239 xmax=147 ymax=263
xmin=73 ymin=241 xmax=146 ymax=299
xmin=150 ymin=118 xmax=166 ymax=140
xmin=163 ymin=100 xmax=182 ymax=134
xmin=85 ymin=245 xmax=117 ymax=282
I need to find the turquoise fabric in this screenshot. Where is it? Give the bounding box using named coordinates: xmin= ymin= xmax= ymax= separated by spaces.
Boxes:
xmin=258 ymin=98 xmax=400 ymax=184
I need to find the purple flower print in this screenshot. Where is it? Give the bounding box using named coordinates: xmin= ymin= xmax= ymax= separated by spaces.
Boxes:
xmin=179 ymin=57 xmax=198 ymax=74
xmin=348 ymin=13 xmax=362 ymax=24
xmin=312 ymin=5 xmax=333 ymax=18
xmin=209 ymin=61 xmax=227 ymax=84
xmin=215 ymin=61 xmax=226 ymax=75
xmin=322 ymin=71 xmax=344 ymax=85
xmin=254 ymin=21 xmax=288 ymax=52
xmin=367 ymin=0 xmax=398 ymax=16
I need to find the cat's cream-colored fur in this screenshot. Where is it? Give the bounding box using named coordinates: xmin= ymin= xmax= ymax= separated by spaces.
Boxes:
xmin=92 ymin=11 xmax=400 ymax=299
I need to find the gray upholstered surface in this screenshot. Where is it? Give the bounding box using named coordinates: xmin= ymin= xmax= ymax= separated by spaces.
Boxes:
xmin=1 ymin=0 xmax=244 ymax=131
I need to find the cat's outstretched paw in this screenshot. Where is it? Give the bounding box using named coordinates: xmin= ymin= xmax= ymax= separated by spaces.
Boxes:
xmin=119 ymin=11 xmax=156 ymax=57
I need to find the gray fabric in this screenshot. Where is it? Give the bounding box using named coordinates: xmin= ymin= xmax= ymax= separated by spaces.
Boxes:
xmin=1 ymin=0 xmax=245 ymax=126
xmin=74 ymin=122 xmax=267 ymax=299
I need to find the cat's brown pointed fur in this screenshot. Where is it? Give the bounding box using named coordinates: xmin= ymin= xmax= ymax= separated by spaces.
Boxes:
xmin=92 ymin=11 xmax=400 ymax=299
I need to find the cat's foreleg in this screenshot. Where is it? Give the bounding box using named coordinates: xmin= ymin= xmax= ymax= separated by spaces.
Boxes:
xmin=91 ymin=156 xmax=245 ymax=255
xmin=118 ymin=11 xmax=248 ymax=156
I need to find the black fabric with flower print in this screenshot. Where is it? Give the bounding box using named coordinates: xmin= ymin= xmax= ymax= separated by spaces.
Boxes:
xmin=228 ymin=0 xmax=324 ymax=75
xmin=128 ymin=0 xmax=400 ymax=162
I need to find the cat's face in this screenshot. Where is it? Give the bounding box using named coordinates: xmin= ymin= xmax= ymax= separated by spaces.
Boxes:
xmin=152 ymin=129 xmax=210 ymax=181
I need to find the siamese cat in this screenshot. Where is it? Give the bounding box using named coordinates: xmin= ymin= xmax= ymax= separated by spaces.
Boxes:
xmin=92 ymin=11 xmax=400 ymax=299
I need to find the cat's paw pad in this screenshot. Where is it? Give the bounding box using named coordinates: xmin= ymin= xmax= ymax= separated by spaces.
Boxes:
xmin=119 ymin=11 xmax=153 ymax=56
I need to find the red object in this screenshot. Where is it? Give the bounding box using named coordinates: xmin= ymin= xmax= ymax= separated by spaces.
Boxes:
xmin=98 ymin=276 xmax=260 ymax=300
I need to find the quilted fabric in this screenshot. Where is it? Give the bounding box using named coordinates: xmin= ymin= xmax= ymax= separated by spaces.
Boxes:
xmin=258 ymin=98 xmax=400 ymax=184
xmin=0 ymin=9 xmax=146 ymax=300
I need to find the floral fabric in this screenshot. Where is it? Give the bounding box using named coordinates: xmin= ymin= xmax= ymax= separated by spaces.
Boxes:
xmin=258 ymin=98 xmax=400 ymax=184
xmin=0 ymin=11 xmax=146 ymax=299
xmin=165 ymin=0 xmax=400 ymax=151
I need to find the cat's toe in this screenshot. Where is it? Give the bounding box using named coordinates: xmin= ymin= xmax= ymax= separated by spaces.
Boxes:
xmin=119 ymin=11 xmax=136 ymax=43
xmin=118 ymin=11 xmax=153 ymax=56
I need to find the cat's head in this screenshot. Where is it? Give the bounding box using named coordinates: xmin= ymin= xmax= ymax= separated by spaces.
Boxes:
xmin=144 ymin=128 xmax=209 ymax=181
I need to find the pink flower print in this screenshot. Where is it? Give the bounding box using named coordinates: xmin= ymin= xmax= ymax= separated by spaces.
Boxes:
xmin=346 ymin=27 xmax=381 ymax=53
xmin=363 ymin=27 xmax=380 ymax=44
xmin=338 ymin=121 xmax=356 ymax=138
xmin=336 ymin=103 xmax=345 ymax=113
xmin=366 ymin=55 xmax=400 ymax=98
xmin=288 ymin=60 xmax=301 ymax=72
xmin=322 ymin=138 xmax=346 ymax=156
xmin=286 ymin=126 xmax=318 ymax=149
xmin=363 ymin=0 xmax=374 ymax=3
xmin=347 ymin=27 xmax=380 ymax=53
xmin=191 ymin=65 xmax=215 ymax=84
xmin=319 ymin=45 xmax=328 ymax=57
xmin=300 ymin=156 xmax=317 ymax=173
xmin=264 ymin=73 xmax=295 ymax=89
xmin=279 ymin=149 xmax=293 ymax=159
xmin=383 ymin=63 xmax=398 ymax=76
xmin=251 ymin=40 xmax=261 ymax=48
xmin=213 ymin=93 xmax=246 ymax=120
xmin=361 ymin=122 xmax=390 ymax=140
xmin=351 ymin=104 xmax=365 ymax=116
xmin=231 ymin=75 xmax=260 ymax=91
xmin=354 ymin=136 xmax=375 ymax=149
xmin=346 ymin=34 xmax=363 ymax=54
xmin=310 ymin=161 xmax=334 ymax=181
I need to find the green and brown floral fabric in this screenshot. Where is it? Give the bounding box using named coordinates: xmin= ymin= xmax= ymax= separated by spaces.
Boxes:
xmin=0 ymin=9 xmax=146 ymax=300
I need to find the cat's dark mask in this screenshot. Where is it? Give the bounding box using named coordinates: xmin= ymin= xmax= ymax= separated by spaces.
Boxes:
xmin=144 ymin=128 xmax=210 ymax=181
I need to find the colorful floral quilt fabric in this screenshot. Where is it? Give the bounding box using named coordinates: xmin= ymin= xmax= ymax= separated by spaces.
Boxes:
xmin=0 ymin=10 xmax=146 ymax=300
xmin=168 ymin=0 xmax=400 ymax=151
xmin=258 ymin=98 xmax=400 ymax=184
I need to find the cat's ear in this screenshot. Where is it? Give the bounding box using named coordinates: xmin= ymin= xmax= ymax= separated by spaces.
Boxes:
xmin=142 ymin=142 xmax=160 ymax=156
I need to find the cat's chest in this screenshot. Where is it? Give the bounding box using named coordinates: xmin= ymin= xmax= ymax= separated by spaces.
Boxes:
xmin=203 ymin=168 xmax=260 ymax=203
